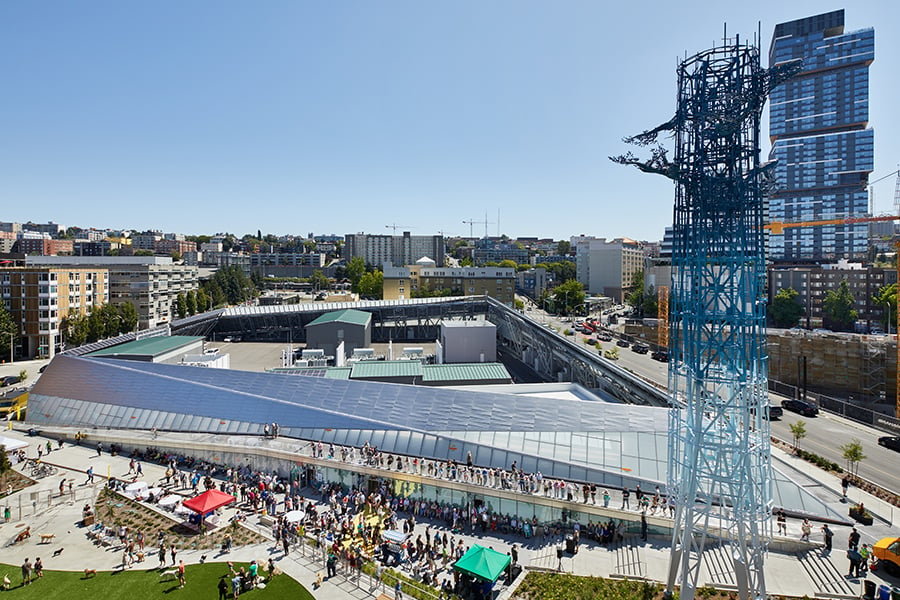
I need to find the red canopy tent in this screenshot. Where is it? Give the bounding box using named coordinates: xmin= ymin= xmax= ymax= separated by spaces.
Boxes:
xmin=182 ymin=489 xmax=236 ymax=515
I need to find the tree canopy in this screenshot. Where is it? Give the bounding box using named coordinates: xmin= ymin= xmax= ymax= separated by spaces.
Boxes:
xmin=533 ymin=260 xmax=576 ymax=284
xmin=872 ymin=283 xmax=896 ymax=332
xmin=345 ymin=256 xmax=366 ymax=292
xmin=552 ymin=279 xmax=586 ymax=315
xmin=625 ymin=270 xmax=644 ymax=310
xmin=822 ymin=279 xmax=857 ymax=332
xmin=61 ymin=301 xmax=139 ymax=347
xmin=0 ymin=302 xmax=18 ymax=360
xmin=200 ymin=265 xmax=257 ymax=308
xmin=770 ymin=287 xmax=804 ymax=328
xmin=358 ymin=270 xmax=384 ymax=299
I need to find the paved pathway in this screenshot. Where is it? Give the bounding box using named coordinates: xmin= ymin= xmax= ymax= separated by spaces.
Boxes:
xmin=2 ymin=426 xmax=899 ymax=599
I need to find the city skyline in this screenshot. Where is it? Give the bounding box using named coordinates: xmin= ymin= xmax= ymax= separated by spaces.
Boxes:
xmin=2 ymin=1 xmax=898 ymax=242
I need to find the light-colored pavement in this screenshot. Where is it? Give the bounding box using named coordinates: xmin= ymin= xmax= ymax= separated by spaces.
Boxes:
xmin=2 ymin=425 xmax=899 ymax=599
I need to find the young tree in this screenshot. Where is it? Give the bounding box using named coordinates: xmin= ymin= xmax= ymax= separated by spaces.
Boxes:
xmin=626 ymin=270 xmax=645 ymax=312
xmin=345 ymin=256 xmax=366 ymax=293
xmin=871 ymin=283 xmax=897 ymax=332
xmin=309 ymin=270 xmax=330 ymax=293
xmin=100 ymin=303 xmax=120 ymax=338
xmin=552 ymin=279 xmax=586 ymax=315
xmin=840 ymin=439 xmax=866 ymax=477
xmin=357 ymin=271 xmax=384 ymax=299
xmin=185 ymin=290 xmax=197 ymax=316
xmin=87 ymin=308 xmax=105 ymax=342
xmin=823 ymin=278 xmax=858 ymax=332
xmin=61 ymin=313 xmax=89 ymax=347
xmin=770 ymin=287 xmax=804 ymax=328
xmin=118 ymin=301 xmax=139 ymax=333
xmin=0 ymin=302 xmax=17 ymax=360
xmin=175 ymin=293 xmax=188 ymax=319
xmin=196 ymin=288 xmax=210 ymax=313
xmin=789 ymin=420 xmax=807 ymax=452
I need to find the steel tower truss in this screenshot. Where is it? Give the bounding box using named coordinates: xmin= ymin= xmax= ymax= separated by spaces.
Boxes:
xmin=612 ymin=38 xmax=799 ymax=600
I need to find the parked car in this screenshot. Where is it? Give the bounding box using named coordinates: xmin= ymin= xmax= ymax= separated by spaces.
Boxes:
xmin=0 ymin=375 xmax=20 ymax=387
xmin=651 ymin=350 xmax=669 ymax=362
xmin=597 ymin=333 xmax=613 ymax=342
xmin=631 ymin=344 xmax=650 ymax=354
xmin=616 ymin=339 xmax=630 ymax=348
xmin=781 ymin=399 xmax=819 ymax=417
xmin=877 ymin=436 xmax=900 ymax=452
xmin=586 ymin=338 xmax=598 ymax=345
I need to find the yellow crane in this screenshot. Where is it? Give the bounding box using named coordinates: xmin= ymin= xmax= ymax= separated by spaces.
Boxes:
xmin=658 ymin=171 xmax=900 ymax=416
xmin=763 ymin=170 xmax=900 ymax=417
xmin=764 ymin=214 xmax=900 ymax=235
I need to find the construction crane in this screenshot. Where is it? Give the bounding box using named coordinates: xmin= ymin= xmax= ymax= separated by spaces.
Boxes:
xmin=462 ymin=214 xmax=495 ymax=239
xmin=764 ymin=168 xmax=900 ymax=419
xmin=764 ymin=214 xmax=898 ymax=235
xmin=385 ymin=224 xmax=414 ymax=234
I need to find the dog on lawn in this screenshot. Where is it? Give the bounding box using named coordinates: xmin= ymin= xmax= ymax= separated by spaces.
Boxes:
xmin=40 ymin=533 xmax=56 ymax=544
xmin=52 ymin=547 xmax=64 ymax=557
xmin=159 ymin=569 xmax=178 ymax=581
xmin=3 ymin=575 xmax=11 ymax=590
xmin=83 ymin=568 xmax=97 ymax=578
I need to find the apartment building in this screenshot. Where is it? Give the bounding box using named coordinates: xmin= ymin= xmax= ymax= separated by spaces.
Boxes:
xmin=571 ymin=236 xmax=644 ymax=301
xmin=344 ymin=232 xmax=444 ymax=267
xmin=0 ymin=266 xmax=108 ymax=358
xmin=383 ymin=260 xmax=515 ymax=305
xmin=13 ymin=237 xmax=74 ymax=256
xmin=27 ymin=256 xmax=198 ymax=330
xmin=768 ymin=260 xmax=896 ymax=329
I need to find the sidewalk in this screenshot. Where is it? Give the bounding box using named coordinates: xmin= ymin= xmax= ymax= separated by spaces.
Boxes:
xmin=2 ymin=426 xmax=899 ymax=599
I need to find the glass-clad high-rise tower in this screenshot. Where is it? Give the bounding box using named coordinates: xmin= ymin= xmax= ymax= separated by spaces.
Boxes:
xmin=768 ymin=10 xmax=874 ymax=262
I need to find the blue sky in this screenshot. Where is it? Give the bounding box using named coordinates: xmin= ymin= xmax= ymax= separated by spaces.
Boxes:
xmin=2 ymin=1 xmax=898 ymax=242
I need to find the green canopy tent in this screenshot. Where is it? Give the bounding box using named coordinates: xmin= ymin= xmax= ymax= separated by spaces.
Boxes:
xmin=453 ymin=544 xmax=511 ymax=584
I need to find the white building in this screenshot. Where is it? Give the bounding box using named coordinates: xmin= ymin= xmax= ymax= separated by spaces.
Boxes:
xmin=570 ymin=236 xmax=644 ymax=301
xmin=344 ymin=232 xmax=444 ymax=267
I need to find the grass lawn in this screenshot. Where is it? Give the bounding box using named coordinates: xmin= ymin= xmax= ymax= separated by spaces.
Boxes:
xmin=0 ymin=561 xmax=315 ymax=599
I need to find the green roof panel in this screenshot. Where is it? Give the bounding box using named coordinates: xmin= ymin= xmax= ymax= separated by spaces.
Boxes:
xmin=307 ymin=309 xmax=372 ymax=327
xmin=421 ymin=363 xmax=511 ymax=382
xmin=350 ymin=360 xmax=422 ymax=379
xmin=87 ymin=336 xmax=204 ymax=358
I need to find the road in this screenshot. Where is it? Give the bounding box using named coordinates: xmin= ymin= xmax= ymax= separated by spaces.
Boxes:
xmin=524 ymin=304 xmax=900 ymax=495
xmin=770 ymin=411 xmax=900 ymax=495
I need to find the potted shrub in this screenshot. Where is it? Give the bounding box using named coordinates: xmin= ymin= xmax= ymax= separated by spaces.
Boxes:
xmin=849 ymin=503 xmax=873 ymax=526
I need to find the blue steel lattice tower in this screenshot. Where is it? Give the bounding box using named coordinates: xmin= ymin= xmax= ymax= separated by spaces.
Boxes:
xmin=768 ymin=10 xmax=875 ymax=262
xmin=612 ymin=36 xmax=798 ymax=600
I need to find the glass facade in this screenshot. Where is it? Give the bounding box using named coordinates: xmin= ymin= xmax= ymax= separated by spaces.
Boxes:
xmin=768 ymin=9 xmax=874 ymax=262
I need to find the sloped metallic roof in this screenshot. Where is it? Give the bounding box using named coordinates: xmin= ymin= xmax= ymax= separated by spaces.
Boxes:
xmin=25 ymin=354 xmax=845 ymax=521
xmin=30 ymin=355 xmax=667 ymax=434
